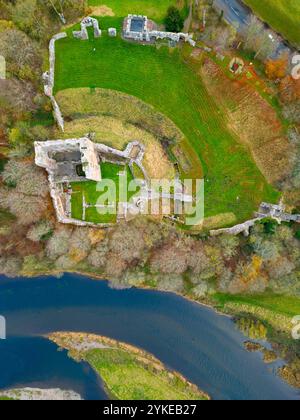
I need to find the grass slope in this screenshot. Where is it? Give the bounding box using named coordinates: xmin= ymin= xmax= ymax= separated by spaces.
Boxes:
xmin=214 ymin=293 xmax=300 ymax=333
xmin=243 ymin=0 xmax=300 ymax=46
xmin=55 ymin=15 xmax=279 ymax=223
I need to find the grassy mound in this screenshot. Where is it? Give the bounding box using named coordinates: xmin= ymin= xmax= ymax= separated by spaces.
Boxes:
xmin=56 ymin=88 xmax=184 ymax=180
xmin=54 ymin=14 xmax=279 ymax=223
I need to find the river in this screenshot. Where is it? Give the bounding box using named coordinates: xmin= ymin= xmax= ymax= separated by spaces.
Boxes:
xmin=0 ymin=274 xmax=298 ymax=400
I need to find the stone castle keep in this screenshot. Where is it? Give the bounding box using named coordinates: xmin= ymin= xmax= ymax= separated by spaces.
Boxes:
xmin=35 ymin=137 xmax=102 ymax=183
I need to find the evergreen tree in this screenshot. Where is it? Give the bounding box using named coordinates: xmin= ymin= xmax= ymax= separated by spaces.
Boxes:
xmin=165 ymin=6 xmax=184 ymax=33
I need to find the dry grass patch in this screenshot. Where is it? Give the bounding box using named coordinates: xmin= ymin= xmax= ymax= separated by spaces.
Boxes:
xmin=89 ymin=5 xmax=115 ymax=16
xmin=189 ymin=212 xmax=237 ymax=232
xmin=202 ymin=213 xmax=237 ymax=230
xmin=201 ymin=59 xmax=292 ymax=184
xmin=56 ymin=88 xmax=184 ymax=145
xmin=57 ymin=115 xmax=175 ymax=180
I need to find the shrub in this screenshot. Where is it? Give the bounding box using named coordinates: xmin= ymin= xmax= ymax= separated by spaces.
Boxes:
xmin=157 ymin=274 xmax=184 ymax=293
xmin=87 ymin=238 xmax=109 ymax=269
xmin=27 ymin=220 xmax=53 ymax=242
xmin=0 ymin=190 xmax=48 ymax=225
xmin=70 ymin=228 xmax=92 ymax=255
xmin=55 ymin=255 xmax=76 ymax=270
xmin=105 ymin=252 xmax=127 ymax=279
xmin=109 ymin=221 xmax=146 ymax=263
xmin=218 ymin=234 xmax=239 ymax=259
xmin=192 ymin=282 xmax=209 ymax=299
xmin=46 ymin=227 xmax=72 ymax=260
xmin=150 ymin=241 xmax=188 ymax=275
xmin=0 ymin=256 xmax=22 ymax=277
xmin=0 ymin=160 xmax=48 ymax=225
xmin=235 ymin=316 xmax=267 ymax=340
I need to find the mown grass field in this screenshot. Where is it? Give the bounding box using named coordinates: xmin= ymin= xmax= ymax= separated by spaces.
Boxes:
xmin=88 ymin=0 xmax=180 ymax=23
xmin=54 ymin=9 xmax=279 ymax=224
xmin=243 ymin=0 xmax=300 ymax=46
xmin=71 ymin=162 xmax=134 ymax=223
xmin=213 ymin=293 xmax=300 ymax=334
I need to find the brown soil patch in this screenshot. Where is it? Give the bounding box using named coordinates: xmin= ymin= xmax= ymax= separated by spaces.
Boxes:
xmin=201 ymin=59 xmax=292 ymax=184
xmin=90 ymin=6 xmax=115 ymax=17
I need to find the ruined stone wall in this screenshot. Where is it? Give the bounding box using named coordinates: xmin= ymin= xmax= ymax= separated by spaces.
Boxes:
xmin=210 ymin=218 xmax=263 ymax=237
xmin=73 ymin=17 xmax=101 ymax=40
xmin=48 ymin=176 xmax=112 ymax=228
xmin=44 ymin=32 xmax=67 ymax=131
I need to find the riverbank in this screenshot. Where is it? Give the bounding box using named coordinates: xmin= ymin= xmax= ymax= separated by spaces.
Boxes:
xmin=18 ymin=268 xmax=300 ymax=390
xmin=48 ymin=332 xmax=210 ymax=400
xmin=0 ymin=274 xmax=298 ymax=400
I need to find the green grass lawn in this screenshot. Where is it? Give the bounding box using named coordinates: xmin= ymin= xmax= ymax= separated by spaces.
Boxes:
xmin=55 ymin=14 xmax=279 ymax=224
xmin=88 ymin=0 xmax=179 ymax=23
xmin=85 ymin=347 xmax=206 ymax=400
xmin=214 ymin=293 xmax=300 ymax=318
xmin=213 ymin=292 xmax=300 ymax=334
xmin=243 ymin=0 xmax=300 ymax=46
xmin=71 ymin=162 xmax=134 ymax=224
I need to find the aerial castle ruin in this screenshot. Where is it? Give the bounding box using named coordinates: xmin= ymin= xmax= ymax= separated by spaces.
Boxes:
xmin=35 ymin=138 xmax=148 ymax=227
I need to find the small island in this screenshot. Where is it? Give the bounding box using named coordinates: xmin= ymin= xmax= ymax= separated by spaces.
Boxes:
xmin=49 ymin=332 xmax=210 ymax=401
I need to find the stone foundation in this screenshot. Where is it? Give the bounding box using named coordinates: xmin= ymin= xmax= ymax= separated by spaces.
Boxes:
xmin=43 ymin=32 xmax=67 ymax=131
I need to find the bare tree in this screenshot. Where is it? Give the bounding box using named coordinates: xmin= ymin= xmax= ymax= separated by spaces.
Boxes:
xmin=254 ymin=31 xmax=280 ymax=61
xmin=47 ymin=0 xmax=66 ymax=24
xmin=46 ymin=227 xmax=72 ymax=260
xmin=244 ymin=15 xmax=263 ymax=50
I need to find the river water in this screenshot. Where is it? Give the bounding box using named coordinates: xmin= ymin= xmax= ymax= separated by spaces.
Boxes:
xmin=0 ymin=274 xmax=298 ymax=400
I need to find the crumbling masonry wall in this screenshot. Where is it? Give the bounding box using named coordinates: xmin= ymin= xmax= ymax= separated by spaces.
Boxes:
xmin=43 ymin=32 xmax=67 ymax=131
xmin=73 ymin=17 xmax=101 ymax=40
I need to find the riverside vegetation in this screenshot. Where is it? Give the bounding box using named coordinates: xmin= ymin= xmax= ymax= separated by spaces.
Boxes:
xmin=49 ymin=332 xmax=210 ymax=400
xmin=0 ymin=0 xmax=299 ymax=390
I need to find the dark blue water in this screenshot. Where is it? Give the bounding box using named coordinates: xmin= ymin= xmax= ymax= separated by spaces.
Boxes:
xmin=0 ymin=336 xmax=107 ymax=400
xmin=0 ymin=274 xmax=298 ymax=400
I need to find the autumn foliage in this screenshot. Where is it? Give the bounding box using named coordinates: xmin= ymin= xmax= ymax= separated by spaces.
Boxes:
xmin=279 ymin=76 xmax=300 ymax=104
xmin=265 ymin=56 xmax=288 ymax=80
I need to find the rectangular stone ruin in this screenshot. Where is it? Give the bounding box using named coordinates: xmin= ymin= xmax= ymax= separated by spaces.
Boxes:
xmin=123 ymin=14 xmax=196 ymax=47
